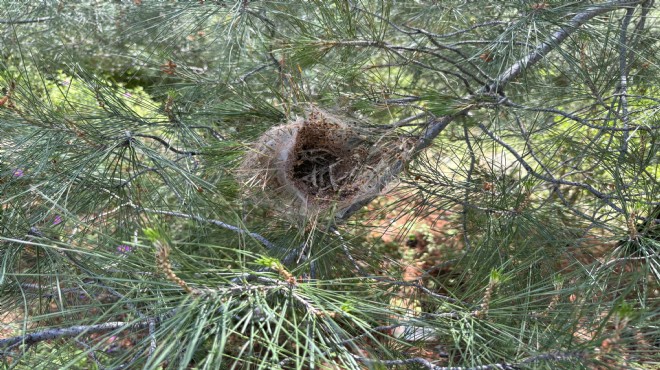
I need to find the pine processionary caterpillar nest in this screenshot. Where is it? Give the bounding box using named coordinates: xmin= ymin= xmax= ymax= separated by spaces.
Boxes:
xmin=239 ymin=107 xmax=414 ymax=219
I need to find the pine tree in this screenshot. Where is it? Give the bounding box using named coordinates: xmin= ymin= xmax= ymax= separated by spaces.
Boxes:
xmin=1 ymin=1 xmax=658 ymax=369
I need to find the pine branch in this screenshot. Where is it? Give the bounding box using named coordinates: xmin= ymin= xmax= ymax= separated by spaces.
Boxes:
xmin=476 ymin=122 xmax=625 ymax=214
xmin=490 ymin=0 xmax=645 ymax=91
xmin=336 ymin=0 xmax=644 ymax=222
xmin=351 ymin=5 xmax=495 ymax=82
xmin=0 ymin=276 xmax=309 ymax=352
xmin=0 ymin=320 xmax=153 ymax=350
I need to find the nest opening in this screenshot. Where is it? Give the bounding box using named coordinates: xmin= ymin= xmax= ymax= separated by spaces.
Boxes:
xmin=292 ymin=148 xmax=341 ymax=194
xmin=290 ymin=146 xmax=361 ymax=200
xmin=289 ymin=119 xmax=363 ymax=201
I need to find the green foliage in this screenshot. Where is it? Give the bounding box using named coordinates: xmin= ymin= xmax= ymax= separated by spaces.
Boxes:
xmin=1 ymin=1 xmax=659 ymax=369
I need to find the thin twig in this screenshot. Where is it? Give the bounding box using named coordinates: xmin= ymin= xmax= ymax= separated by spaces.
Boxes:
xmin=19 ymin=283 xmax=84 ymax=299
xmin=351 ymin=5 xmax=495 ymax=81
xmin=503 ymin=99 xmax=659 ymax=132
xmin=355 ymin=350 xmax=585 ymax=369
xmin=324 ymin=40 xmax=475 ymax=91
xmin=138 ymin=207 xmax=277 ymax=250
xmin=410 ymin=21 xmax=510 ymax=39
xmin=188 ymin=125 xmax=225 ymax=140
xmin=449 ymin=40 xmax=532 ymax=47
xmin=235 ymin=64 xmax=271 ymax=84
xmin=462 ymin=125 xmax=476 ymax=253
xmin=382 ymin=112 xmax=429 ymax=129
xmin=617 ymin=7 xmax=635 ymax=155
xmin=133 ymin=133 xmax=200 ymax=155
xmin=74 ymin=339 xmax=105 ymax=369
xmin=0 ymin=17 xmax=53 ymax=24
xmin=477 ymin=122 xmax=625 ymax=215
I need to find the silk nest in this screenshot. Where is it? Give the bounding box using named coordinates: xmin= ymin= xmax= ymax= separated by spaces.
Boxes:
xmin=239 ymin=107 xmax=414 ymax=219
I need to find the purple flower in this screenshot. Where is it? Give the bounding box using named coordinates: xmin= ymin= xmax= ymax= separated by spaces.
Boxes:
xmin=123 ymin=92 xmax=132 ymax=98
xmin=117 ymin=245 xmax=132 ymax=254
xmin=12 ymin=168 xmax=24 ymax=178
xmin=53 ymin=215 xmax=63 ymax=225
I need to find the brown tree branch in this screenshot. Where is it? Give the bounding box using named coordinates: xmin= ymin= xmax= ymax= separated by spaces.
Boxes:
xmin=0 ymin=321 xmax=152 ymax=350
xmin=0 ymin=17 xmax=53 ymax=24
